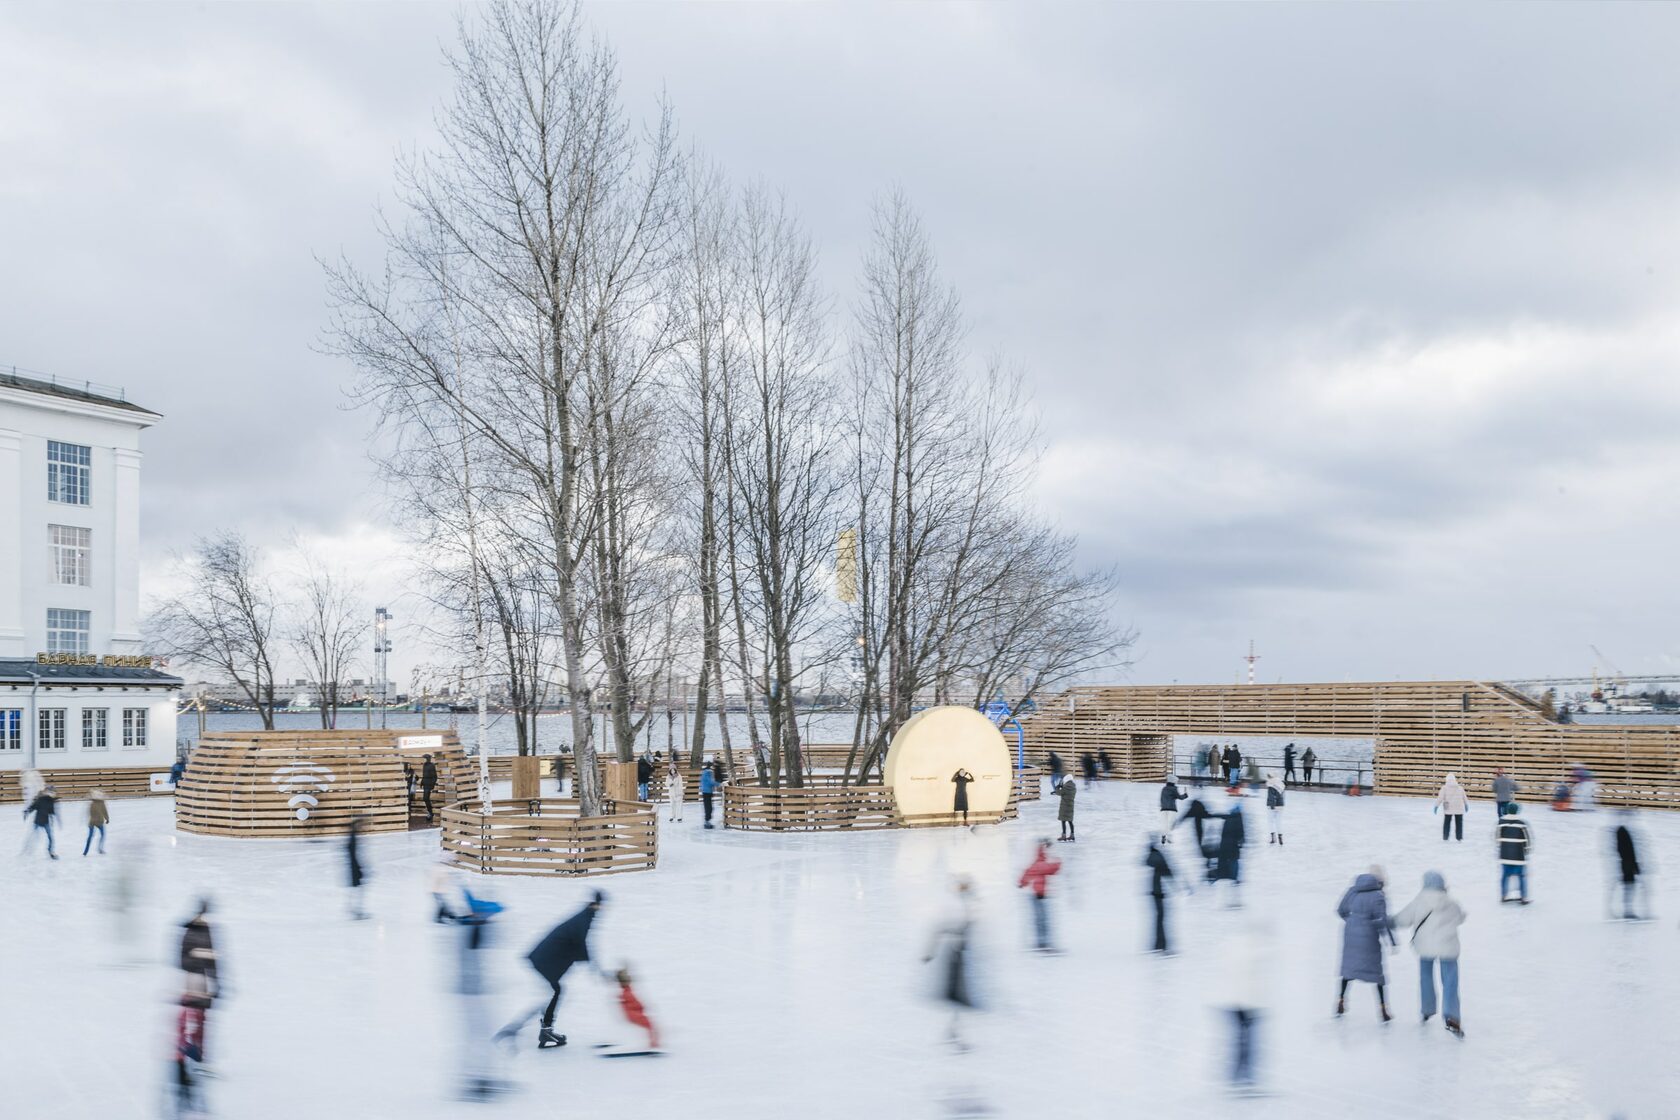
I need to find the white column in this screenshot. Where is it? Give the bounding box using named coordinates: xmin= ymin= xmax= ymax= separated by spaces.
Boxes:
xmin=0 ymin=430 xmax=23 ymax=655
xmin=109 ymin=447 xmax=143 ymax=649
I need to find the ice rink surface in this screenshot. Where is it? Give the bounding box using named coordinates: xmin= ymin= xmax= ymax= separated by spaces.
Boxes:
xmin=3 ymin=779 xmax=1677 ymax=1119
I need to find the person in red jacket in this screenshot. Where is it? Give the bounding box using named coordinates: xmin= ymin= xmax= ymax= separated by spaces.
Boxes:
xmin=1017 ymin=839 xmax=1063 ymax=952
xmin=615 ymin=967 xmax=661 ymax=1051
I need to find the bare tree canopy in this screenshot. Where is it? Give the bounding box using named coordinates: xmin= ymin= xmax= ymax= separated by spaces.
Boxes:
xmin=149 ymin=532 xmax=281 ymax=729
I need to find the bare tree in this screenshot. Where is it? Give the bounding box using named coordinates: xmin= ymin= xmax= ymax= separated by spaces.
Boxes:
xmin=150 ymin=532 xmax=281 ymax=728
xmin=288 ymin=550 xmax=363 ymax=729
xmin=328 ymin=0 xmax=678 ymax=815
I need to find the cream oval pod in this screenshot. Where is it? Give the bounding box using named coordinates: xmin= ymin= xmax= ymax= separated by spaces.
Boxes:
xmin=885 ymin=706 xmax=1012 ymax=824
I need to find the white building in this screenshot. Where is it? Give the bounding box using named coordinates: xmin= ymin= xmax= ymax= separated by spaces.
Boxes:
xmin=0 ymin=369 xmax=180 ymax=773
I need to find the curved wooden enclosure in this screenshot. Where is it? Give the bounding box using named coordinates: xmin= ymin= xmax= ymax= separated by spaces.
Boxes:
xmin=175 ymin=730 xmax=472 ymax=837
xmin=440 ymin=797 xmax=656 ymax=876
xmin=722 ymin=779 xmax=1022 ymax=831
xmin=1019 ymin=681 xmax=1680 ymax=809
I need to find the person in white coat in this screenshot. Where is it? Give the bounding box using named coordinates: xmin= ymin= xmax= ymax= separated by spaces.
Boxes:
xmin=1434 ymin=774 xmax=1468 ymax=842
xmin=1391 ymin=870 xmax=1467 ymax=1037
xmin=666 ymin=759 xmax=685 ymax=823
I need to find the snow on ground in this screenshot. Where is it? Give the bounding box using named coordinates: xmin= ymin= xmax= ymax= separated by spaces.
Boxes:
xmin=3 ymin=780 xmax=1677 ymax=1119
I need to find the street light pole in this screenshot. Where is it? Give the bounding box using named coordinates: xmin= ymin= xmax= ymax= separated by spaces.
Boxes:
xmin=373 ymin=607 xmax=393 ymax=731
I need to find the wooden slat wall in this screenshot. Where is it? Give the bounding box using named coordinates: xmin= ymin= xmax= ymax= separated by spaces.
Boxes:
xmin=723 ymin=783 xmax=901 ymax=832
xmin=439 ymin=798 xmax=656 ymax=877
xmin=1017 ymin=681 xmax=1680 ymax=809
xmin=174 ymin=730 xmax=469 ymax=837
xmin=0 ymin=765 xmax=173 ymax=803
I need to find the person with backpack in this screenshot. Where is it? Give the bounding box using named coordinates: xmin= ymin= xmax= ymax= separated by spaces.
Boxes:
xmin=1264 ymin=774 xmax=1285 ymax=844
xmin=1158 ymin=778 xmax=1187 ymax=843
xmin=1056 ymin=775 xmax=1077 ymax=842
xmin=1498 ymin=804 xmax=1533 ymax=904
xmin=1335 ymin=867 xmax=1396 ymax=1022
xmin=1435 ymin=774 xmax=1468 ymax=841
xmin=1017 ymin=839 xmax=1062 ymax=952
xmin=1392 ymin=870 xmax=1467 ymax=1037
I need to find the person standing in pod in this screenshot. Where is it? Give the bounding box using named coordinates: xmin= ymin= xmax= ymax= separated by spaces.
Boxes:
xmin=666 ymin=758 xmax=685 ymax=823
xmin=1056 ymin=771 xmax=1077 ymax=842
xmin=1434 ymin=774 xmax=1468 ymax=842
xmin=951 ymin=769 xmax=975 ymax=827
xmin=421 ymin=754 xmax=439 ymax=823
xmin=636 ymin=753 xmax=653 ymax=802
xmin=1335 ymin=867 xmax=1396 ymax=1022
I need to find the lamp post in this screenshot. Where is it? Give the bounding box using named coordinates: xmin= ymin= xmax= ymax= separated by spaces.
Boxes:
xmin=373 ymin=607 xmax=393 ymax=730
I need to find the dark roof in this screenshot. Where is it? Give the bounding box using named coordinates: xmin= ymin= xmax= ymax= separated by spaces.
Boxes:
xmin=0 ymin=368 xmax=159 ymax=418
xmin=0 ymin=659 xmax=183 ymax=686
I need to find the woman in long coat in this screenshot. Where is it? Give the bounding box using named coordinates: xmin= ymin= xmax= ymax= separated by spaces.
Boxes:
xmin=1336 ymin=867 xmax=1396 ymax=1021
xmin=1056 ymin=776 xmax=1077 ymax=841
xmin=925 ymin=878 xmax=979 ymax=1049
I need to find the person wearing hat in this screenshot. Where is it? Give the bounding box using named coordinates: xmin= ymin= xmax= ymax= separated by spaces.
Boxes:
xmin=1335 ymin=866 xmax=1396 ymax=1021
xmin=1392 ymin=870 xmax=1467 ymax=1037
xmin=84 ymin=789 xmax=110 ymax=856
xmin=1497 ymin=803 xmax=1533 ymax=904
xmin=498 ymin=892 xmax=607 ymax=1049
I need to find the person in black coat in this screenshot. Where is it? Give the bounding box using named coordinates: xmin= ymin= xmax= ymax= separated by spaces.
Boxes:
xmin=1080 ymin=752 xmax=1098 ymax=789
xmin=346 ymin=817 xmax=369 ymax=920
xmin=1211 ymin=802 xmax=1246 ymax=904
xmin=1613 ymin=813 xmax=1644 ymax=920
xmin=636 ymin=755 xmax=653 ymax=801
xmin=22 ymin=787 xmax=59 ymax=859
xmin=1047 ymin=752 xmax=1065 ymax=791
xmin=1222 ymin=745 xmax=1242 ymax=785
xmin=1158 ymin=779 xmax=1187 ymax=843
xmin=1282 ymin=743 xmax=1297 ymax=786
xmin=420 ymin=755 xmax=439 ymax=822
xmin=1145 ymin=839 xmax=1176 ymax=952
xmin=1177 ymin=796 xmax=1216 ymax=870
xmin=951 ymin=769 xmax=974 ymax=825
xmin=499 ymin=893 xmax=607 ymax=1048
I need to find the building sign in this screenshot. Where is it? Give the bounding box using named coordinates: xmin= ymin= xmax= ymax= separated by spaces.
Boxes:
xmin=35 ymin=652 xmax=159 ymax=668
xmin=398 ymin=734 xmax=444 ymax=751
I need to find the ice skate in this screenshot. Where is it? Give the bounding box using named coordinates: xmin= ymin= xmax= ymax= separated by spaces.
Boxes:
xmin=1445 ymin=1018 xmax=1464 ymax=1038
xmin=1379 ymin=1005 xmax=1392 ymax=1023
xmin=1335 ymin=998 xmax=1345 ymax=1017
xmin=538 ymin=1028 xmax=567 ymax=1049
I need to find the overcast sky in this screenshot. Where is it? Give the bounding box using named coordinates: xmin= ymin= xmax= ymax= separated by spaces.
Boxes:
xmin=4 ymin=2 xmax=1679 ymax=687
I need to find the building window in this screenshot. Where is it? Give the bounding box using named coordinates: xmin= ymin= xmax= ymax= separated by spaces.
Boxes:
xmin=49 ymin=525 xmax=91 ymax=586
xmin=122 ymin=707 xmax=148 ymax=749
xmin=47 ymin=440 xmax=91 ymax=505
xmin=39 ymin=708 xmax=66 ymax=751
xmin=46 ymin=608 xmax=91 ymax=654
xmin=82 ymin=708 xmax=108 ymax=751
xmin=0 ymin=710 xmax=20 ymax=751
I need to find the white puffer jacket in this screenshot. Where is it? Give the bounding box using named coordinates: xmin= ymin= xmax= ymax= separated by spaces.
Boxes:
xmin=1435 ymin=777 xmax=1469 ymax=816
xmin=1392 ymin=885 xmax=1466 ymax=960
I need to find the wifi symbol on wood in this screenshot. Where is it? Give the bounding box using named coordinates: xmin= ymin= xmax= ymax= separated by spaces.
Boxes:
xmin=271 ymin=763 xmax=338 ymax=821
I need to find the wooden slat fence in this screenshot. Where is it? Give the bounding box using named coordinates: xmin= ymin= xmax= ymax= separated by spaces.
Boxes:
xmin=440 ymin=797 xmax=656 ymax=876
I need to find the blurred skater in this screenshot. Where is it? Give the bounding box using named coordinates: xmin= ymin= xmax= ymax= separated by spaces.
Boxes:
xmin=178 ymin=900 xmax=221 ymax=1074
xmin=1434 ymin=774 xmax=1468 ymax=841
xmin=700 ymin=761 xmax=718 ymax=829
xmin=666 ymin=759 xmax=685 ymax=822
xmin=1282 ymin=743 xmax=1297 ymax=786
xmin=1159 ymin=777 xmax=1187 ymax=843
xmin=1222 ymin=918 xmax=1271 ymax=1093
xmin=1098 ymin=750 xmax=1113 ymax=778
xmin=1080 ymin=752 xmax=1098 ymax=789
xmin=1301 ymin=747 xmax=1316 ymax=786
xmin=453 ymin=888 xmax=509 ymax=1100
xmin=403 ymin=761 xmax=416 ymax=815
xmin=1243 ymin=756 xmax=1263 ymax=794
xmin=924 ymin=878 xmax=979 ymax=1050
xmin=1392 ymin=871 xmax=1466 ymax=1037
xmin=421 ymin=754 xmax=439 ymax=823
xmin=1265 ymin=774 xmax=1284 ymax=844
xmin=1498 ymin=804 xmax=1533 ymax=904
xmin=1056 ymin=772 xmax=1077 ymax=841
xmin=83 ymin=789 xmax=109 ymax=855
xmin=1492 ymin=767 xmax=1519 ymax=816
xmin=1145 ymin=836 xmax=1178 ymax=953
xmin=497 ymin=892 xmax=606 ymax=1049
xmin=1211 ymin=799 xmax=1246 ymax=905
xmin=1047 ymin=752 xmax=1065 ymax=792
xmin=346 ymin=816 xmax=369 ymax=920
xmin=432 ymin=851 xmax=462 ymax=923
xmin=1017 ymin=839 xmax=1062 ymax=951
xmin=1335 ymin=867 xmax=1395 ymax=1022
xmin=21 ymin=784 xmax=58 ymax=859
xmin=952 ymin=768 xmax=975 ymax=826
xmin=1177 ymin=795 xmax=1216 ymax=873
xmin=110 ymin=838 xmax=150 ymax=966
xmin=614 ymin=967 xmax=662 ymax=1051
xmin=1612 ymin=812 xmax=1646 ymax=920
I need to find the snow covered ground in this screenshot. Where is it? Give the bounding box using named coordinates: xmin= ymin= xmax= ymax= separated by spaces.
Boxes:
xmin=3 ymin=780 xmax=1676 ymax=1119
